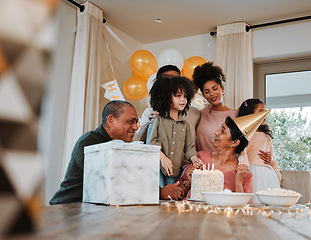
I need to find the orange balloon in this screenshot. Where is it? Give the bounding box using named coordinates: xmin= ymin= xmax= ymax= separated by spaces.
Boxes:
xmin=130 ymin=50 xmax=157 ymax=79
xmin=182 ymin=56 xmax=207 ymax=80
xmin=123 ymin=76 xmax=148 ymax=100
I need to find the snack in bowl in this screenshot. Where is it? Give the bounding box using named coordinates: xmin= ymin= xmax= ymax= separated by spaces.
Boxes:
xmin=201 ymin=189 xmax=253 ymax=207
xmin=256 ymin=188 xmax=301 ymax=207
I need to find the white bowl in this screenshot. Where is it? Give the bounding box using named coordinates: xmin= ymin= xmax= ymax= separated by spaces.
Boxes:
xmin=256 ymin=194 xmax=301 ymax=207
xmin=201 ymin=192 xmax=253 ymax=207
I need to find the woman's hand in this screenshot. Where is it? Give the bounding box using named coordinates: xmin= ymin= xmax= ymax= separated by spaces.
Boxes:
xmin=236 ymin=164 xmax=249 ymax=181
xmin=258 ymin=150 xmax=272 ymax=164
xmin=235 ymin=164 xmax=249 ymax=193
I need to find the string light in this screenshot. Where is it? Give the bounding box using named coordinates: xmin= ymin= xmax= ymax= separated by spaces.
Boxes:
xmin=161 ymin=200 xmax=311 ymax=219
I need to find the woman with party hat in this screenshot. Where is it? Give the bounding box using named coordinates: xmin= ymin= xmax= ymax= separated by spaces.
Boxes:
xmin=177 ymin=110 xmax=270 ymax=198
xmin=238 ymin=99 xmax=282 ymax=203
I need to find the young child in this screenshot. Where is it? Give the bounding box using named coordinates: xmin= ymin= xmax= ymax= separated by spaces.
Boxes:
xmin=146 ymin=76 xmax=202 ymax=188
xmin=238 ymin=99 xmax=282 ymax=203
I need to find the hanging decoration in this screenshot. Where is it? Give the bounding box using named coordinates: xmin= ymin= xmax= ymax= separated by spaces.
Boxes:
xmin=191 ymin=93 xmax=206 ymax=110
xmin=103 ymin=25 xmax=130 ymax=51
xmin=101 ymin=80 xmax=125 ymax=101
xmin=101 ymin=29 xmax=125 ymax=101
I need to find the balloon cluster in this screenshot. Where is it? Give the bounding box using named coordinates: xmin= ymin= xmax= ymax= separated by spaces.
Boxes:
xmin=124 ymin=49 xmax=207 ymax=101
xmin=124 ymin=50 xmax=157 ymax=100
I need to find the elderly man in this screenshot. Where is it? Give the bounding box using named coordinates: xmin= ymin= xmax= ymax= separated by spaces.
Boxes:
xmin=49 ymin=100 xmax=139 ymax=205
xmin=50 ymin=100 xmax=184 ymax=204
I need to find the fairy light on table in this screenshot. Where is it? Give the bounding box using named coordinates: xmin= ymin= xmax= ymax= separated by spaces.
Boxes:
xmin=161 ymin=200 xmax=311 ymax=219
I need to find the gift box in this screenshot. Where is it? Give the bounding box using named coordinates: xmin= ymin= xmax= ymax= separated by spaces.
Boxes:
xmin=83 ymin=141 xmax=160 ymax=205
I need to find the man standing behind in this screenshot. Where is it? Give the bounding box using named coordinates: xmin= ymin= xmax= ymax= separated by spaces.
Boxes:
xmin=49 ymin=100 xmax=139 ymax=205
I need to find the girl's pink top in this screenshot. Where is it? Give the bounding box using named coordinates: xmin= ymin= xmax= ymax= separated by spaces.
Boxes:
xmin=180 ymin=151 xmax=253 ymax=199
xmin=246 ymin=132 xmax=282 ymax=182
xmin=196 ymin=104 xmax=237 ymax=152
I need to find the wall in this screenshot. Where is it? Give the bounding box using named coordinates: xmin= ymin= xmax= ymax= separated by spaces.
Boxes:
xmin=40 ymin=1 xmax=76 ymax=204
xmin=143 ymin=33 xmax=216 ymax=61
xmin=40 ymin=2 xmax=77 ymax=204
xmin=141 ymin=33 xmax=216 ymax=111
xmin=253 ymin=21 xmax=311 ymax=62
xmin=252 ymin=20 xmax=311 ymax=103
xmin=100 ymin=23 xmax=142 ymax=121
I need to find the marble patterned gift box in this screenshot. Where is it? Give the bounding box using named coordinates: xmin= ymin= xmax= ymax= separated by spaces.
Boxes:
xmin=83 ymin=141 xmax=160 ymax=205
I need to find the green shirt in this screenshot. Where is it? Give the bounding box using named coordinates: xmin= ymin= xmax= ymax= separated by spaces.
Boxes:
xmin=146 ymin=115 xmax=197 ymax=177
xmin=49 ymin=125 xmax=112 ymax=205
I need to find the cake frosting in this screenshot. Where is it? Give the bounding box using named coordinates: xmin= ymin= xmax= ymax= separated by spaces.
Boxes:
xmin=190 ymin=169 xmax=224 ymax=200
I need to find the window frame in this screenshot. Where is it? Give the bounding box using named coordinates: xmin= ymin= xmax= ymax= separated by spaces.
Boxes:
xmin=253 ymin=57 xmax=311 ymax=104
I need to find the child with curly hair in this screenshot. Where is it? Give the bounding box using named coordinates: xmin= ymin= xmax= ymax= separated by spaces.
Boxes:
xmin=238 ymin=98 xmax=282 ymax=203
xmin=146 ymin=76 xmax=202 ymax=187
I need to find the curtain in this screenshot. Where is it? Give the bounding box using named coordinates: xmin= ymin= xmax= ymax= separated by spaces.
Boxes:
xmin=215 ymin=22 xmax=253 ymax=109
xmin=62 ymin=2 xmax=104 ymax=178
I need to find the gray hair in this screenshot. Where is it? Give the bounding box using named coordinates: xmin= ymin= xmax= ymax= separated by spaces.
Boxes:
xmin=101 ymin=100 xmax=134 ymax=126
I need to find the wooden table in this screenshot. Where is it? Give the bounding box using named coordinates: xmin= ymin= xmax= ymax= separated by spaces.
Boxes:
xmin=16 ymin=202 xmax=311 ymax=239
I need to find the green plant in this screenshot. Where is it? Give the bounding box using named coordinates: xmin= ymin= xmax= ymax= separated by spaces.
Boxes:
xmin=266 ymin=108 xmax=311 ymax=171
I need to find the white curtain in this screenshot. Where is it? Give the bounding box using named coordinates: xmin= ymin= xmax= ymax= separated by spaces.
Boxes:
xmin=215 ymin=22 xmax=253 ymax=109
xmin=62 ymin=2 xmax=104 ymax=178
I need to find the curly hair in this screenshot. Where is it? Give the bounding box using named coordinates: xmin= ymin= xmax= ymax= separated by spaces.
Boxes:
xmin=192 ymin=62 xmax=226 ymax=92
xmin=237 ymin=98 xmax=273 ymax=139
xmin=149 ymin=76 xmax=195 ymax=118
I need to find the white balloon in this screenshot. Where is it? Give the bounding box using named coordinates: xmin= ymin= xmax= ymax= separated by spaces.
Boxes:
xmin=157 ymin=49 xmax=184 ymax=71
xmin=147 ymin=73 xmax=157 ymax=92
xmin=145 ymin=95 xmax=151 ymax=107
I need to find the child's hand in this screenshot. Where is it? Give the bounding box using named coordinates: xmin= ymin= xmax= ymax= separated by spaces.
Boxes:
xmin=190 ymin=156 xmax=203 ymax=169
xmin=160 ymin=157 xmax=174 ymax=176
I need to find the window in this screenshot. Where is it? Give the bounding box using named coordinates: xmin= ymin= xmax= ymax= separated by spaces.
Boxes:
xmin=254 ymin=58 xmax=311 ymax=171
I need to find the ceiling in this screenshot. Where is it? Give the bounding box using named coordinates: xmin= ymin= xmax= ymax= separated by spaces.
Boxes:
xmin=76 ymin=0 xmax=311 ymax=44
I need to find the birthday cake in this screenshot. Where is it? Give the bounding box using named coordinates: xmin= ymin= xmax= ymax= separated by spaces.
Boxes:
xmin=190 ymin=169 xmax=224 ymax=200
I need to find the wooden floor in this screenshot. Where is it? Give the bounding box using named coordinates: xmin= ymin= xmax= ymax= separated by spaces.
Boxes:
xmin=9 ymin=202 xmax=311 ymax=240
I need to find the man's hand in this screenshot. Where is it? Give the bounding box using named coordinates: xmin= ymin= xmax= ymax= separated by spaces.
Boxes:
xmin=185 ymin=165 xmax=196 ymax=181
xmin=160 ymin=181 xmax=184 ymax=200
